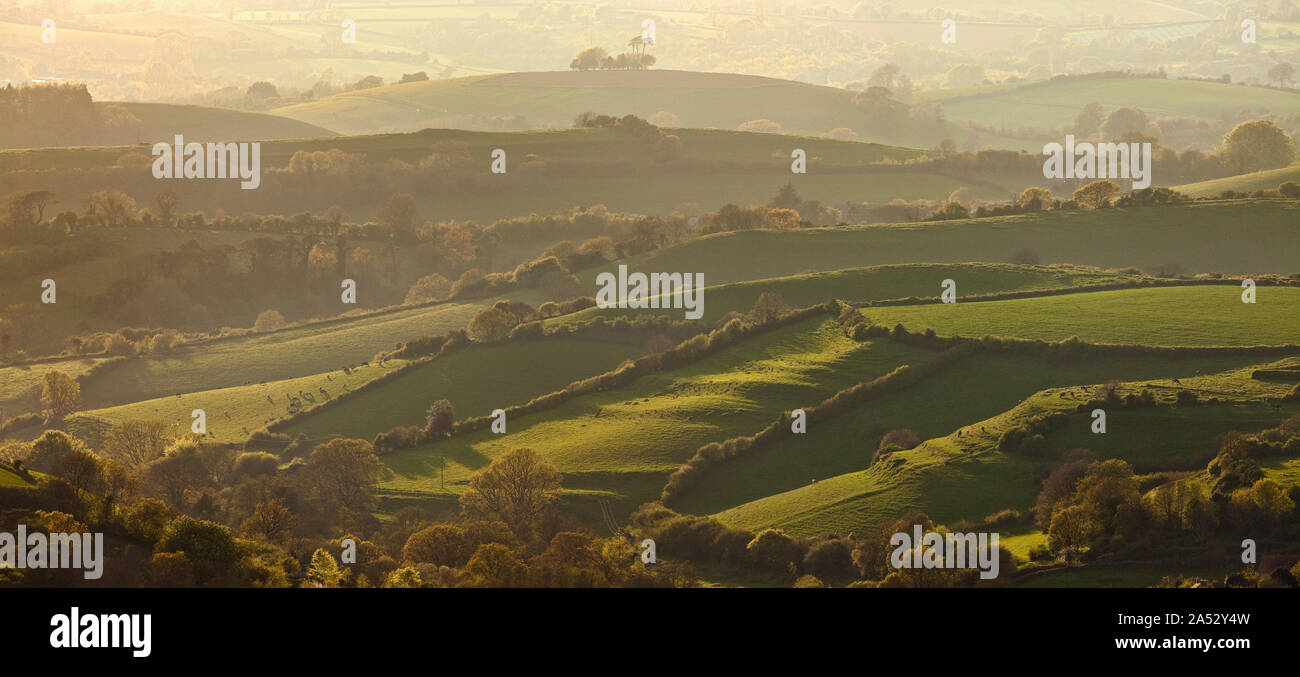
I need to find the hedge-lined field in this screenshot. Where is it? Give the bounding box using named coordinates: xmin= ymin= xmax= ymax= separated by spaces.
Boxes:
xmin=674 ymin=350 xmax=1279 ymax=519
xmin=281 ymin=337 xmax=641 ymax=442
xmin=865 ymin=286 xmax=1300 ymax=347
xmin=711 ymin=356 xmax=1300 ymax=538
xmin=377 ymin=318 xmax=934 ymax=517
xmin=555 ymin=263 xmax=1137 ymax=325
xmin=76 ymin=302 xmax=484 ymax=409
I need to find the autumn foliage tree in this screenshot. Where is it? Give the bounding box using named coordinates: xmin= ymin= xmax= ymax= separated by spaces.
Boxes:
xmin=40 ymin=370 xmax=80 ymax=417
xmin=459 ymin=447 xmax=562 ymax=534
xmin=1073 ymin=179 xmax=1120 ymax=209
xmin=1216 ymin=120 xmax=1296 ymax=174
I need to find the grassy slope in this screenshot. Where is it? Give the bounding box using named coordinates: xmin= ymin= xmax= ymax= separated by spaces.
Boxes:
xmin=713 ymin=357 xmax=1300 ymax=538
xmin=377 ymin=318 xmax=934 ymax=522
xmin=575 ymin=201 xmax=1300 ymax=286
xmin=555 ymin=263 xmax=1138 ymax=325
xmin=102 ymin=102 xmax=337 ymax=141
xmin=280 ymin=337 xmax=642 ymax=442
xmin=865 ymin=286 xmax=1300 ymax=346
xmin=0 ymin=465 xmax=31 ymax=487
xmin=77 ymin=302 xmax=484 ymax=410
xmin=273 ymin=70 xmax=1031 ymax=148
xmin=919 ymin=76 xmax=1300 ymax=131
xmin=68 ymin=360 xmax=405 ymax=445
xmin=677 ymin=351 xmax=1275 ymax=519
xmin=1174 ymin=166 xmax=1300 ymax=197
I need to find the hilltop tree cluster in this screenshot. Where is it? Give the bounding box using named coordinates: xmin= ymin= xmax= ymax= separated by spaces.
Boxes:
xmin=569 ymin=46 xmax=656 ymax=71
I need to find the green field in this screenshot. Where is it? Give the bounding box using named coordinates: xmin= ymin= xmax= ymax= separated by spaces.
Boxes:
xmin=712 ymin=356 xmax=1299 ymax=538
xmin=69 ymin=360 xmax=406 ymax=445
xmin=377 ymin=317 xmax=935 ymax=520
xmin=77 ymin=302 xmax=484 ymax=410
xmin=576 ymin=201 xmax=1300 ymax=286
xmin=676 ymin=350 xmax=1277 ymax=521
xmin=556 ymin=263 xmax=1138 ymax=325
xmin=918 ymin=75 xmax=1300 ymax=133
xmin=1017 ymin=563 xmax=1231 ymax=588
xmin=281 ymin=337 xmax=642 ymax=442
xmin=864 ymin=286 xmax=1300 ymax=346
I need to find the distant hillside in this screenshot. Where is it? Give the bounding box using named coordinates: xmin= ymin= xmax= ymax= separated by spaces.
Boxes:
xmin=101 ymin=102 xmax=337 ymax=143
xmin=272 ymin=69 xmax=1034 ymax=150
xmin=3 ymin=126 xmax=1032 ymax=223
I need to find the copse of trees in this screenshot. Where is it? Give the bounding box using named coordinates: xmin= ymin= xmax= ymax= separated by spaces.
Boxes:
xmin=1030 ymin=414 xmax=1300 ymax=565
xmin=0 ymin=83 xmax=134 ymax=149
xmin=573 ymin=112 xmax=682 ymax=162
xmin=569 ymin=45 xmax=656 ymax=71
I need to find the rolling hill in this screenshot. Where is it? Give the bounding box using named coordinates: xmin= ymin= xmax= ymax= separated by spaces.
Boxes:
xmin=100 ymin=102 xmax=337 ymax=143
xmin=0 ymin=125 xmax=1041 ymax=222
xmin=272 ymin=69 xmax=1035 ymax=149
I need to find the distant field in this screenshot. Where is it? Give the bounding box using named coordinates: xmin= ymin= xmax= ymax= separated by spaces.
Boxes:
xmin=77 ymin=302 xmax=484 ymax=410
xmin=864 ymin=286 xmax=1300 ymax=346
xmin=377 ymin=318 xmax=934 ymax=522
xmin=576 ymin=201 xmax=1300 ymax=286
xmin=281 ymin=337 xmax=642 ymax=442
xmin=273 ymin=69 xmax=1034 ymax=149
xmin=713 ymin=356 xmax=1299 ymax=537
xmin=918 ymin=75 xmax=1300 ymax=132
xmin=1174 ymin=166 xmax=1300 ymax=198
xmin=556 ymin=263 xmax=1137 ymax=325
